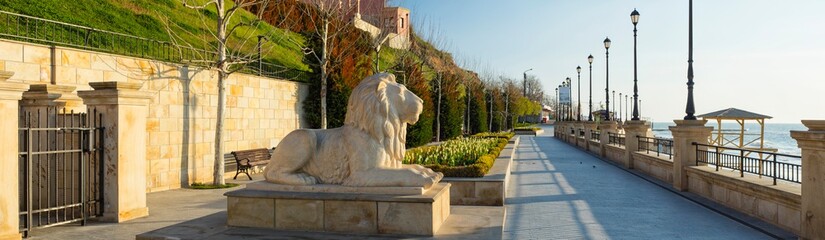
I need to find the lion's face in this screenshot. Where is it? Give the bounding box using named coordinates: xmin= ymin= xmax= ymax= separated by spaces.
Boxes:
xmin=386 ymin=82 xmax=423 ymax=125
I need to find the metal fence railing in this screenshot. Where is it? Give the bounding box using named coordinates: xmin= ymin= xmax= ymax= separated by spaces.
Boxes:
xmin=0 ymin=10 xmax=308 ymax=81
xmin=590 ymin=130 xmax=600 ymax=142
xmin=608 ymin=132 xmax=625 ymax=147
xmin=694 ymin=143 xmax=801 ymax=184
xmin=638 ymin=136 xmax=673 ymax=159
xmin=579 ymin=129 xmax=585 ymax=138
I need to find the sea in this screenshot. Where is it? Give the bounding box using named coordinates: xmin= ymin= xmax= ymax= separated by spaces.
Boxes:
xmin=650 ymin=122 xmax=806 ymax=164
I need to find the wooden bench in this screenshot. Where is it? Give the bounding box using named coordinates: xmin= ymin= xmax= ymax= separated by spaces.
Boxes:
xmin=230 ymin=148 xmax=274 ymax=180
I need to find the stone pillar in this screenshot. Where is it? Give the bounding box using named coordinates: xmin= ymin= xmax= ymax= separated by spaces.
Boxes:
xmin=573 ymin=123 xmax=584 ymax=148
xmin=599 ymin=121 xmax=618 ymax=158
xmin=0 ymin=72 xmax=28 ymax=240
xmin=77 ymin=82 xmax=152 ymax=222
xmin=791 ymin=120 xmax=825 ymax=240
xmin=669 ymin=120 xmax=712 ymax=191
xmin=583 ymin=122 xmax=597 ymax=151
xmin=623 ymin=120 xmax=651 ymax=169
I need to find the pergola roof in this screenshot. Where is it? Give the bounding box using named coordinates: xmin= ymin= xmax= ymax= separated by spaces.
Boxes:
xmin=697 ymin=108 xmax=772 ymax=120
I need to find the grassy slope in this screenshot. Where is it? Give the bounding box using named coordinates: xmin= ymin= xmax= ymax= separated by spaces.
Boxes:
xmin=0 ymin=0 xmax=309 ymax=72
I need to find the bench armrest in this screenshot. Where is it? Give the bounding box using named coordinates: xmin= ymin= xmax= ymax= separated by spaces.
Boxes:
xmin=238 ymin=158 xmax=252 ymax=166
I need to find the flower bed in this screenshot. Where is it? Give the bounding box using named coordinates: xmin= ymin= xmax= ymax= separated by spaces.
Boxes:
xmin=404 ymin=134 xmax=510 ymax=178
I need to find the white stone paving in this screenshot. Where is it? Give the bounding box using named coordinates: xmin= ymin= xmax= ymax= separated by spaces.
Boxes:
xmin=502 ymin=126 xmax=772 ymax=240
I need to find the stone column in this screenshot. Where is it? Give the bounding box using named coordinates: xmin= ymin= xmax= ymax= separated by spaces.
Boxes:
xmin=623 ymin=120 xmax=651 ymax=169
xmin=791 ymin=120 xmax=825 ymax=240
xmin=0 ymin=72 xmax=28 ymax=240
xmin=77 ymin=82 xmax=152 ymax=222
xmin=669 ymin=120 xmax=712 ymax=191
xmin=573 ymin=123 xmax=584 ymax=148
xmin=599 ymin=121 xmax=618 ymax=158
xmin=583 ymin=122 xmax=598 ymax=152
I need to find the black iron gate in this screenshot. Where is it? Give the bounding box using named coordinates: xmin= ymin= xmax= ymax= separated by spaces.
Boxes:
xmin=18 ymin=107 xmax=104 ymax=237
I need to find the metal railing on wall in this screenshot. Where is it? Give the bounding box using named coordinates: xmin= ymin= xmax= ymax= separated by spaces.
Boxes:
xmin=590 ymin=130 xmax=600 ymax=142
xmin=637 ymin=136 xmax=673 ymax=159
xmin=608 ymin=132 xmax=625 ymax=147
xmin=694 ymin=143 xmax=801 ymax=184
xmin=0 ymin=10 xmax=308 ymax=82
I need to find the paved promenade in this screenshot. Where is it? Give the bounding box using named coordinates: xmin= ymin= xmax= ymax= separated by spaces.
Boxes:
xmin=502 ymin=126 xmax=772 ymax=239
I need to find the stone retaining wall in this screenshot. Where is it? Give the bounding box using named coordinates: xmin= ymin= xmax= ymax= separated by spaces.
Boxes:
xmin=0 ymin=39 xmax=308 ymax=192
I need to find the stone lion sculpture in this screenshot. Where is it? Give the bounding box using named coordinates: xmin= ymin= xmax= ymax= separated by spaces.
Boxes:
xmin=264 ymin=73 xmax=443 ymax=187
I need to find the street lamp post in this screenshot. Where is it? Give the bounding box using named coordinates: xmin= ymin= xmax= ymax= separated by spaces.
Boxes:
xmin=556 ymin=86 xmax=560 ymax=121
xmin=564 ymin=77 xmax=573 ymax=121
xmin=631 ymin=8 xmax=641 ymax=121
xmin=625 ymin=95 xmax=629 ymax=121
xmin=604 ymin=37 xmax=611 ymax=121
xmin=576 ymin=66 xmax=582 ymax=121
xmin=619 ymin=92 xmax=622 ymax=122
xmin=612 ymin=90 xmax=616 ymax=120
xmin=587 ymin=55 xmax=594 ymax=121
xmin=684 ymin=0 xmax=697 ymax=120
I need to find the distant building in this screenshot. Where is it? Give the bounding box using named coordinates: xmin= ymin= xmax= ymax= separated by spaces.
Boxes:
xmin=297 ymin=0 xmax=410 ymax=49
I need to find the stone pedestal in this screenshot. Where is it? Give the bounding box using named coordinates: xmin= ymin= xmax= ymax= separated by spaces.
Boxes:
xmin=599 ymin=121 xmax=618 ymax=157
xmin=791 ymin=120 xmax=825 ymax=240
xmin=0 ymin=72 xmax=28 ymax=240
xmin=77 ymin=82 xmax=152 ymax=222
xmin=623 ymin=120 xmax=651 ymax=169
xmin=226 ymin=182 xmax=451 ymax=236
xmin=669 ymin=120 xmax=712 ymax=191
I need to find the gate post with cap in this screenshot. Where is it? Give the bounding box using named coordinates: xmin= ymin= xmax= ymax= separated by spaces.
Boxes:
xmin=78 ymin=82 xmax=152 ymax=222
xmin=0 ymin=71 xmax=29 ymax=240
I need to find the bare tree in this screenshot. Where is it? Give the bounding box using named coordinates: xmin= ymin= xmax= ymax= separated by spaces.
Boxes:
xmin=170 ymin=0 xmax=275 ymax=185
xmin=523 ymin=75 xmax=543 ymax=102
xmin=291 ymin=0 xmax=366 ymax=129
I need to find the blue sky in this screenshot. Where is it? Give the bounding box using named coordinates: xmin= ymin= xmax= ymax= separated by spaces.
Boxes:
xmin=392 ymin=0 xmax=825 ymax=123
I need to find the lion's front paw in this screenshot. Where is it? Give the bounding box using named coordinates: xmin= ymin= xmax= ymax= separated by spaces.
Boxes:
xmin=296 ymin=173 xmax=318 ymax=185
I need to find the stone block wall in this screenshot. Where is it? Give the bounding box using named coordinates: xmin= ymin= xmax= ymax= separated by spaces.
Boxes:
xmin=632 ymin=152 xmax=674 ymax=183
xmin=686 ymin=166 xmax=801 ymax=233
xmin=0 ymin=39 xmax=308 ymax=192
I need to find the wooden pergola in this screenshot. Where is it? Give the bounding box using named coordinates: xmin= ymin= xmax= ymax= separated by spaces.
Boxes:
xmin=697 ymin=108 xmax=775 ymax=154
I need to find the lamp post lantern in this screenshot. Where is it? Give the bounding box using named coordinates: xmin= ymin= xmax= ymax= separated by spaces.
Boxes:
xmin=604 ymin=37 xmax=611 ymax=121
xmin=587 ymin=55 xmax=594 ymax=121
xmin=576 ymin=66 xmax=582 ymax=121
xmin=684 ymin=0 xmax=697 ymax=120
xmin=631 ymin=8 xmax=641 ymax=121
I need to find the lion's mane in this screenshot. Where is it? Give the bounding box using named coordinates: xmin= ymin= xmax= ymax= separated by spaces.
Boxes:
xmin=344 ymin=73 xmax=407 ymax=164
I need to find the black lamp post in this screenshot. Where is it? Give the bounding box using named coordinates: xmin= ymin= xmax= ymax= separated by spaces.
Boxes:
xmin=556 ymin=86 xmax=561 ymax=121
xmin=684 ymin=0 xmax=697 ymax=120
xmin=565 ymin=78 xmax=572 ymax=121
xmin=631 ymin=8 xmax=641 ymax=121
xmin=604 ymin=37 xmax=611 ymax=121
xmin=587 ymin=55 xmax=594 ymax=121
xmin=625 ymin=94 xmax=629 ymax=121
xmin=576 ymin=66 xmax=582 ymax=121
xmin=619 ymin=92 xmax=622 ymax=122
